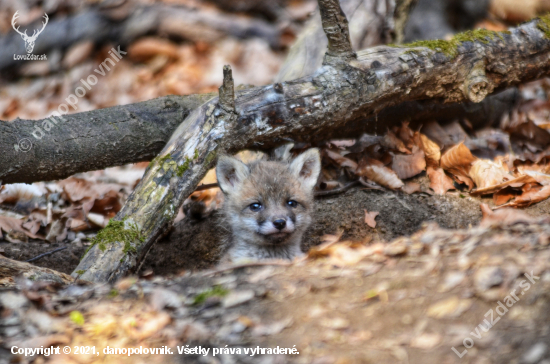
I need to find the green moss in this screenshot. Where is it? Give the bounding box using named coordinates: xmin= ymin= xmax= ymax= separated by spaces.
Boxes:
xmin=398 ymin=29 xmax=509 ymax=58
xmin=537 ymin=14 xmax=550 ymax=38
xmin=149 ymin=153 xmax=172 ymax=168
xmin=75 ymin=270 xmax=86 ymax=275
xmin=70 ymin=311 xmax=85 ymax=326
xmin=108 ymin=289 xmax=119 ymax=298
xmin=177 ymin=157 xmax=190 ymax=177
xmin=405 ymin=39 xmax=458 ymax=57
xmin=193 ymin=285 xmax=229 ymax=305
xmin=194 ymin=149 xmax=199 ymax=160
xmin=85 ymin=217 xmax=144 ymax=256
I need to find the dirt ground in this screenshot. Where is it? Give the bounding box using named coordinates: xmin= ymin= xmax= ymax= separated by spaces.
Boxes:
xmin=3 ymin=176 xmax=550 ymax=364
xmin=2 ymin=207 xmax=550 ymax=364
xmin=5 ymin=173 xmax=550 ymax=277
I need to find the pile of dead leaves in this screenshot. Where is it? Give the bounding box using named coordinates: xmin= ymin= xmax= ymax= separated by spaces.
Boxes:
xmin=319 ymin=78 xmax=550 ymax=211
xmin=0 ymin=165 xmax=145 ymax=245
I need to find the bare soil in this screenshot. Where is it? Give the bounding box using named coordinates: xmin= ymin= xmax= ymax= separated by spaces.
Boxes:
xmin=5 ymin=175 xmax=550 ymax=277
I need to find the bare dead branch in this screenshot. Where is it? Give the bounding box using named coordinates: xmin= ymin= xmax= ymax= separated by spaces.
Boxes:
xmin=318 ymin=0 xmax=356 ymax=62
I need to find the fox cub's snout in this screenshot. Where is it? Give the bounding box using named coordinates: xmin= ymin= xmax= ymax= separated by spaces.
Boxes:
xmin=216 ymin=148 xmax=321 ymax=261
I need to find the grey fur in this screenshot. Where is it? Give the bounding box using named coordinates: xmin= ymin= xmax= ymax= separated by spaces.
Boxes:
xmin=216 ymin=148 xmax=321 ymax=262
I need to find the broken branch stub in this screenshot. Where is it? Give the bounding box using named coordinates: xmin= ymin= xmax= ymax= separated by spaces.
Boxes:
xmin=318 ymin=0 xmax=356 ymax=63
xmin=463 ymin=60 xmax=492 ymax=103
xmin=219 ymin=65 xmax=236 ymax=113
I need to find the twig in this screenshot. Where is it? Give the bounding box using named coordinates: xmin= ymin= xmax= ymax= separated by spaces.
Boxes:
xmin=314 ymin=180 xmax=361 ymax=197
xmin=26 ymin=246 xmax=67 ymax=263
xmin=195 ymin=183 xmax=219 ymax=191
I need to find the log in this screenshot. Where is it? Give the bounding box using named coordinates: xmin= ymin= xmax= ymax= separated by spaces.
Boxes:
xmin=1 ymin=0 xmax=402 ymax=185
xmin=0 ymin=93 xmax=214 ymax=185
xmin=72 ymin=2 xmax=550 ymax=282
xmin=0 ymin=0 xmax=514 ymax=185
xmin=0 ymin=255 xmax=86 ymax=286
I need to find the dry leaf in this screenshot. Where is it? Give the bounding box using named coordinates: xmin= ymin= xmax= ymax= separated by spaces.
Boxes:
xmin=419 ymin=133 xmax=441 ymax=166
xmin=427 ymin=166 xmax=455 ymax=195
xmin=0 ymin=215 xmax=41 ymax=240
xmin=421 ymin=121 xmax=452 ymax=148
xmin=325 ymin=149 xmax=358 ymax=171
xmin=307 ymin=231 xmax=344 ymax=259
xmin=402 ymin=182 xmax=421 ymax=194
xmin=480 ymin=203 xmax=539 ymax=227
xmin=523 ymin=170 xmax=550 ymax=185
xmin=328 ymin=139 xmax=355 ymax=148
xmin=364 ymin=209 xmax=379 ymax=228
xmin=471 ymin=174 xmax=535 ymax=195
xmin=0 ymin=183 xmax=43 ymax=204
xmin=318 ymin=181 xmax=342 ymax=191
xmin=397 ymin=122 xmax=415 ymax=148
xmin=382 ymin=131 xmax=410 ymax=154
xmin=128 ymin=37 xmax=179 ymax=61
xmin=392 ymin=146 xmax=426 ymax=180
xmin=440 ymin=143 xmax=477 ymax=189
xmin=469 ymin=159 xmax=512 ymax=189
xmin=498 ymin=185 xmax=550 ymax=208
xmin=493 ymin=188 xmax=516 ymax=206
xmin=490 ymin=0 xmax=548 ymax=22
xmin=58 ymin=178 xmax=123 ymax=203
xmin=357 ymin=158 xmax=404 ymax=190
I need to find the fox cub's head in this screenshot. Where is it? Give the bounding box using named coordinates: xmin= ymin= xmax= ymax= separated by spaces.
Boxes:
xmin=216 ymin=148 xmax=321 ymax=248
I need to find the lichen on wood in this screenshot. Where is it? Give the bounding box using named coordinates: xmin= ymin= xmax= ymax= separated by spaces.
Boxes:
xmin=537 ymin=14 xmax=550 ymax=38
xmin=398 ymin=28 xmax=510 ymax=58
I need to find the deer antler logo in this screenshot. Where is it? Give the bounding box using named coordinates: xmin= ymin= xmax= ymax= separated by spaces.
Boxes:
xmin=12 ymin=11 xmax=48 ymax=54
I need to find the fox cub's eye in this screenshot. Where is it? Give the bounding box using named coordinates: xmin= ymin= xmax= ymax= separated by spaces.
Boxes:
xmin=249 ymin=203 xmax=262 ymax=212
xmin=287 ymin=200 xmax=298 ymax=208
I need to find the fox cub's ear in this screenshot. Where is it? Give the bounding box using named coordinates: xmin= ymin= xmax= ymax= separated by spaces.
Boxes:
xmin=289 ymin=148 xmax=321 ymax=190
xmin=216 ymin=155 xmax=250 ymax=194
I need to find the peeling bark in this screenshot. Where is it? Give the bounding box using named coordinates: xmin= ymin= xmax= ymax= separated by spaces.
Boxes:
xmin=73 ymin=6 xmax=550 ymax=282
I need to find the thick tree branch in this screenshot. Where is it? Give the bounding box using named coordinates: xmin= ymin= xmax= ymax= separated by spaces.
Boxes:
xmin=0 ymin=256 xmax=86 ymax=286
xmin=73 ymin=13 xmax=550 ymax=282
xmin=0 ymin=93 xmax=214 ymax=185
xmin=1 ymin=0 xmax=406 ymax=185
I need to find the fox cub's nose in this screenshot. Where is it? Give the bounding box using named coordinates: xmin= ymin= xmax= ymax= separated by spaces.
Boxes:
xmin=273 ymin=219 xmax=286 ymax=230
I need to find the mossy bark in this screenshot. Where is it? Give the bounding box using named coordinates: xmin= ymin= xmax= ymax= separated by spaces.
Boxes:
xmin=74 ymin=12 xmax=550 ymax=282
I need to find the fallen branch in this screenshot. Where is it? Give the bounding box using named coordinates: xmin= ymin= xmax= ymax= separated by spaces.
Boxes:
xmin=72 ymin=1 xmax=550 ymax=282
xmin=0 ymin=0 xmax=516 ymax=185
xmin=0 ymin=93 xmax=213 ymax=184
xmin=25 ymin=246 xmax=67 ymax=263
xmin=0 ymin=255 xmax=86 ymax=286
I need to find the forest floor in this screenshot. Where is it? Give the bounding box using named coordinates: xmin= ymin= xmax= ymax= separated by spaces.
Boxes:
xmin=3 ymin=0 xmax=550 ymax=363
xmin=3 ymin=180 xmax=550 ymax=364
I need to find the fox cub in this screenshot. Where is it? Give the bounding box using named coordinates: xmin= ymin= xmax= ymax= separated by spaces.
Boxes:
xmin=216 ymin=148 xmax=321 ymax=261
